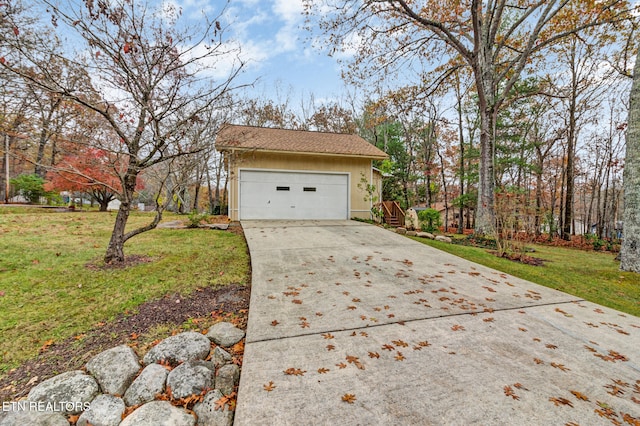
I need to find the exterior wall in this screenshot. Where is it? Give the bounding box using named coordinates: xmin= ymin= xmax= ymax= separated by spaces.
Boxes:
xmin=225 ymin=150 xmax=376 ymax=221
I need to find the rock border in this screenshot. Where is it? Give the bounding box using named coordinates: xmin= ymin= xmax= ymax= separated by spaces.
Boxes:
xmin=0 ymin=323 xmax=245 ymax=426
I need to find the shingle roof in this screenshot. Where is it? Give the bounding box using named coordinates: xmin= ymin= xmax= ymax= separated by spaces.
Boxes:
xmin=216 ymin=124 xmax=388 ymax=159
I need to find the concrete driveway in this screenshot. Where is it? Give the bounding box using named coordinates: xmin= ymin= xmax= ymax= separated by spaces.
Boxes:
xmin=235 ymin=221 xmax=640 ymax=425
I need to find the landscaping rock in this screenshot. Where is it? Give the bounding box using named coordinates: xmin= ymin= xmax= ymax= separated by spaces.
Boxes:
xmin=86 ymin=345 xmax=141 ymax=395
xmin=212 ymin=346 xmax=232 ymax=366
xmin=27 ymin=371 xmax=99 ymax=414
xmin=166 ymin=361 xmax=214 ymax=400
xmin=193 ymin=390 xmax=233 ymax=426
xmin=123 ymin=363 xmax=168 ymax=406
xmin=143 ymin=332 xmax=211 ymax=366
xmin=77 ymin=394 xmax=124 ymax=426
xmin=206 ymin=322 xmax=245 ymax=347
xmin=202 ymin=223 xmax=229 ymax=230
xmin=0 ymin=410 xmax=69 ymax=426
xmin=395 ymin=227 xmax=407 ymax=235
xmin=417 ymin=232 xmax=435 ymax=239
xmin=435 ymin=235 xmax=452 ymax=243
xmin=119 ymin=401 xmax=195 ymax=426
xmin=215 ymin=364 xmax=240 ymax=396
xmin=406 ymin=231 xmax=417 ymax=236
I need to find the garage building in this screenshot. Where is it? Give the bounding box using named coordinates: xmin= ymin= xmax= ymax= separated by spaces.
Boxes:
xmin=215 ymin=125 xmax=387 ymax=221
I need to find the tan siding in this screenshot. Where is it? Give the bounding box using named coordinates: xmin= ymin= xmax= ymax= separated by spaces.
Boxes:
xmin=226 ymin=151 xmax=376 ymax=220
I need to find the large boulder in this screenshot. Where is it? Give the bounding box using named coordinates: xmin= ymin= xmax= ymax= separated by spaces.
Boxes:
xmin=435 ymin=235 xmax=452 ymax=243
xmin=86 ymin=345 xmax=141 ymax=395
xmin=123 ymin=363 xmax=168 ymax=406
xmin=27 ymin=371 xmax=99 ymax=414
xmin=206 ymin=323 xmax=245 ymax=348
xmin=166 ymin=361 xmax=214 ymax=400
xmin=193 ymin=390 xmax=233 ymax=426
xmin=417 ymin=232 xmax=435 ymax=239
xmin=119 ymin=401 xmax=195 ymax=426
xmin=0 ymin=410 xmax=69 ymax=426
xmin=143 ymin=332 xmax=211 ymax=366
xmin=77 ymin=394 xmax=125 ymax=426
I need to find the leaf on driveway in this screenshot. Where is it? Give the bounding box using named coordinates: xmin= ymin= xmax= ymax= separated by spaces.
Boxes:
xmin=342 ymin=394 xmax=357 ymax=404
xmin=283 ymin=368 xmax=306 ymax=376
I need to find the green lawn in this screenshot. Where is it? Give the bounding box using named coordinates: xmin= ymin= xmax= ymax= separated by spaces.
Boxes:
xmin=410 ymin=236 xmax=640 ymax=317
xmin=0 ymin=208 xmax=250 ymax=373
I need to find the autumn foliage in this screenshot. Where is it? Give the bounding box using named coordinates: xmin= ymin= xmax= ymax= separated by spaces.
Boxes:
xmin=45 ymin=147 xmax=142 ymax=211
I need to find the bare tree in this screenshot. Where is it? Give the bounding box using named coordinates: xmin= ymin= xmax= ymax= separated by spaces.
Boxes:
xmin=3 ymin=0 xmax=245 ymax=263
xmin=306 ymin=0 xmax=638 ymax=234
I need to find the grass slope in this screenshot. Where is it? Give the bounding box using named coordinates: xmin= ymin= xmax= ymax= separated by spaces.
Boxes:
xmin=411 ymin=237 xmax=640 ymax=317
xmin=0 ymin=208 xmax=250 ymax=373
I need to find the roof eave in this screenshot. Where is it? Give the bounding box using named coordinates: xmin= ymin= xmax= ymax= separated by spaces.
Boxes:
xmin=216 ymin=146 xmax=388 ymax=160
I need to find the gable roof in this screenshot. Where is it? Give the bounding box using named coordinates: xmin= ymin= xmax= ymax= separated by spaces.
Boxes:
xmin=216 ymin=124 xmax=388 ymax=160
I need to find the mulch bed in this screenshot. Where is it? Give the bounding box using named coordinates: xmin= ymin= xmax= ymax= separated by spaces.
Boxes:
xmin=0 ymin=284 xmax=250 ymax=402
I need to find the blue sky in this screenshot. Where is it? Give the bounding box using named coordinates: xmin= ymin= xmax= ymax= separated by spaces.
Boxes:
xmin=184 ymin=0 xmax=349 ymax=103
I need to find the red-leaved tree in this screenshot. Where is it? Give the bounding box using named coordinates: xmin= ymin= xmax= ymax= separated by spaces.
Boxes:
xmin=45 ymin=147 xmax=143 ymax=211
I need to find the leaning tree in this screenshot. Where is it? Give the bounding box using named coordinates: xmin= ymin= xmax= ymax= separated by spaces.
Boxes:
xmin=2 ymin=0 xmax=245 ymax=263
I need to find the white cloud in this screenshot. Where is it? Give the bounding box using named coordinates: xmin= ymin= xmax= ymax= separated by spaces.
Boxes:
xmin=272 ymin=0 xmax=304 ymax=24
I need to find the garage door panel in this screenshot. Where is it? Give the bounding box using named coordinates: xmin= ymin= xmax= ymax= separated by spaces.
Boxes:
xmin=239 ymin=170 xmax=348 ymax=220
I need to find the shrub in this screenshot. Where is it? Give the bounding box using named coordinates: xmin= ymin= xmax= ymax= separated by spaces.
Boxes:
xmin=186 ymin=211 xmax=209 ymax=228
xmin=9 ymin=174 xmax=46 ymax=203
xmin=418 ymin=208 xmax=442 ymax=233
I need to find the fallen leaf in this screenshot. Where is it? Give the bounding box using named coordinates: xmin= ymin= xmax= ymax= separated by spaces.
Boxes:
xmin=322 ymin=333 xmax=335 ymax=339
xmin=317 ymin=368 xmax=330 ymax=374
xmin=549 ymin=397 xmax=573 ymax=407
xmin=292 ymin=299 xmax=302 ymax=304
xmin=368 ymin=351 xmax=380 ymax=359
xmin=382 ymin=344 xmax=395 ymax=351
xmin=451 ymin=324 xmax=465 ymax=331
xmin=483 ymin=317 xmax=495 ymax=322
xmin=326 ymin=344 xmax=335 ymax=351
xmin=392 ymin=340 xmax=408 ymax=348
xmin=570 ymin=390 xmax=589 ymax=401
xmin=504 ymin=385 xmax=519 ymax=400
xmin=263 ymin=381 xmax=276 ymax=392
xmin=551 ymin=363 xmax=570 ymax=372
xmin=395 ymin=351 xmax=405 ymax=361
xmin=533 ymin=358 xmax=544 ymax=365
xmin=283 ymin=368 xmax=306 ymax=376
xmin=418 ymin=341 xmax=431 ymax=347
xmin=271 ymin=320 xmax=279 ymax=326
xmin=40 ymin=339 xmax=54 ymax=352
xmin=342 ymin=393 xmax=357 ymax=404
xmin=346 ymin=355 xmax=364 ymax=370
xmin=545 ymin=343 xmax=558 ymax=349
xmin=336 ymin=362 xmax=347 ymax=369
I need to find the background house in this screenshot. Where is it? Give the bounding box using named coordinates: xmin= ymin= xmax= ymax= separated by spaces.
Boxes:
xmin=215 ymin=125 xmax=387 ymax=221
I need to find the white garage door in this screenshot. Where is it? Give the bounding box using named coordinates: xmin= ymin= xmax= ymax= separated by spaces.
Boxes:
xmin=239 ymin=170 xmax=349 ymax=220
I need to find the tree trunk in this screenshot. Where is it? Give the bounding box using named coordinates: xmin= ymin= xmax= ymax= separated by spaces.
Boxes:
xmin=457 ymin=86 xmax=465 ymax=234
xmin=475 ymin=104 xmax=496 ymax=235
xmin=104 ymin=168 xmax=137 ymax=264
xmin=620 ymin=50 xmax=640 ymax=272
